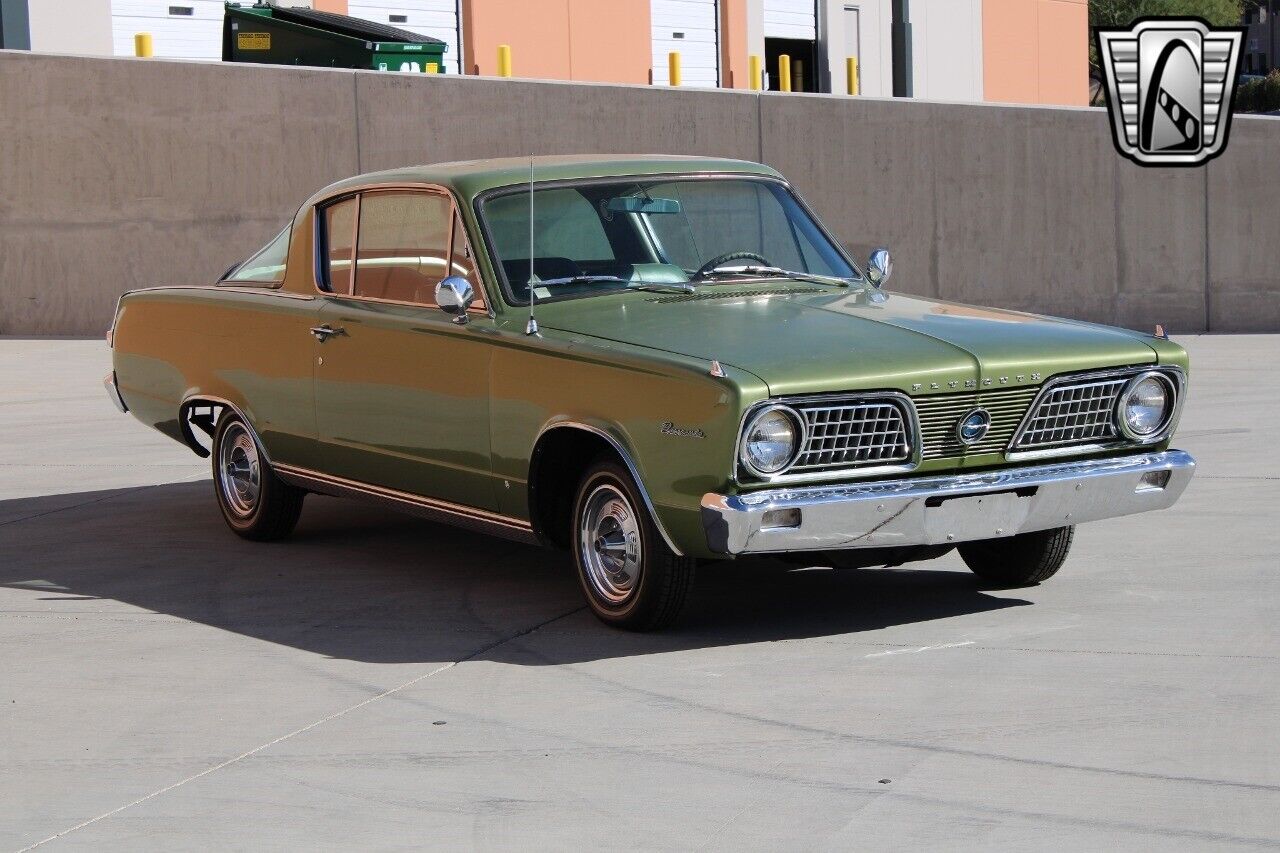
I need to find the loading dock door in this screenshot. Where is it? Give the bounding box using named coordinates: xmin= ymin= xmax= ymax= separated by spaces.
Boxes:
xmin=111 ymin=0 xmax=224 ymax=60
xmin=651 ymin=0 xmax=719 ymax=87
xmin=764 ymin=0 xmax=817 ymax=91
xmin=764 ymin=0 xmax=816 ymax=40
xmin=347 ymin=0 xmax=459 ymax=72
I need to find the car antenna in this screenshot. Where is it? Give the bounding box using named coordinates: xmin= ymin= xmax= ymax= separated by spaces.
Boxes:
xmin=525 ymin=154 xmax=540 ymax=336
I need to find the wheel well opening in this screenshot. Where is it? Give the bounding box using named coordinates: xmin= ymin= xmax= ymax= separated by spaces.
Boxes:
xmin=178 ymin=400 xmax=224 ymax=458
xmin=528 ymin=428 xmax=620 ymax=549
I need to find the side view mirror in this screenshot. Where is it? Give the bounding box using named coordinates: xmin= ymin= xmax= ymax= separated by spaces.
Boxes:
xmin=866 ymin=249 xmax=893 ymax=288
xmin=435 ymin=276 xmax=475 ymax=324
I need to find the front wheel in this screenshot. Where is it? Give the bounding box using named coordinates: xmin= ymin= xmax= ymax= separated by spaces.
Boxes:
xmin=572 ymin=461 xmax=696 ymax=631
xmin=958 ymin=526 xmax=1074 ymax=587
xmin=212 ymin=410 xmax=305 ymax=541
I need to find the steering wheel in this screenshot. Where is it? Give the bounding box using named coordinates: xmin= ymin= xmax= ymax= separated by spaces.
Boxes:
xmin=695 ymin=251 xmax=772 ymax=278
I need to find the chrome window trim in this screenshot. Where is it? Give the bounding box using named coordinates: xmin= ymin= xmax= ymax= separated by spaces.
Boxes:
xmin=1006 ymin=365 xmax=1186 ymax=462
xmin=533 ymin=421 xmax=684 ymax=556
xmin=734 ymin=391 xmax=920 ymax=486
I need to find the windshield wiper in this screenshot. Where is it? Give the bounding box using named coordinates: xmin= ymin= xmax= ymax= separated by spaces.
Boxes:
xmin=533 ymin=274 xmax=629 ymax=287
xmin=625 ymin=281 xmax=696 ymax=294
xmin=696 ymin=265 xmax=856 ymax=287
xmin=527 ymin=274 xmax=695 ymax=295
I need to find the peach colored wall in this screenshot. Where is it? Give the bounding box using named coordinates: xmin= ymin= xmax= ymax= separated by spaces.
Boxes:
xmin=461 ymin=0 xmax=651 ymax=83
xmin=313 ymin=0 xmax=348 ymax=13
xmin=982 ymin=0 xmax=1088 ymax=106
xmin=720 ymin=0 xmax=749 ymax=89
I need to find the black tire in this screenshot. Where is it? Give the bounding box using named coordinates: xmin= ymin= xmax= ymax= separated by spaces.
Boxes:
xmin=571 ymin=460 xmax=696 ymax=631
xmin=212 ymin=410 xmax=304 ymax=542
xmin=958 ymin=526 xmax=1074 ymax=587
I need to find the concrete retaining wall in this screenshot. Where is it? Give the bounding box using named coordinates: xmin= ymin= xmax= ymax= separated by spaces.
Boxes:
xmin=2 ymin=50 xmax=1277 ymax=335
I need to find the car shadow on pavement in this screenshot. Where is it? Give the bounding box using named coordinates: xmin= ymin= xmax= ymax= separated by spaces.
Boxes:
xmin=0 ymin=481 xmax=1030 ymax=664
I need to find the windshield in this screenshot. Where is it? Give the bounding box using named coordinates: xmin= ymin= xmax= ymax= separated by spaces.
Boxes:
xmin=479 ymin=177 xmax=858 ymax=305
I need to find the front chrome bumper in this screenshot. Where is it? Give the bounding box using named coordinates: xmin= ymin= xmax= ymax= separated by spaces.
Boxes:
xmin=701 ymin=450 xmax=1195 ymax=555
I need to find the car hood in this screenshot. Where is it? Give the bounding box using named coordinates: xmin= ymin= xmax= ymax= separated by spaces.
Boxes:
xmin=539 ymin=285 xmax=1161 ymax=396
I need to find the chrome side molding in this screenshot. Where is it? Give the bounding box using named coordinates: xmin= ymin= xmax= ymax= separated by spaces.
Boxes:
xmin=274 ymin=463 xmax=539 ymax=547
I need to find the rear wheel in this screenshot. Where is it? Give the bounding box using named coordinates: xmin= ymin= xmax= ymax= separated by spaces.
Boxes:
xmin=958 ymin=526 xmax=1074 ymax=587
xmin=212 ymin=410 xmax=304 ymax=541
xmin=571 ymin=461 xmax=695 ymax=631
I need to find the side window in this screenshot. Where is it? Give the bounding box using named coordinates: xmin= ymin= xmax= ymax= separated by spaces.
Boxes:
xmin=449 ymin=212 xmax=485 ymax=308
xmin=225 ymin=225 xmax=290 ymax=284
xmin=354 ymin=191 xmax=452 ymax=305
xmin=322 ymin=198 xmax=357 ymax=294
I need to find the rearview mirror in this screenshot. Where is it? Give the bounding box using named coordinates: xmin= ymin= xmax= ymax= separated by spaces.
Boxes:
xmin=605 ymin=197 xmax=682 ymax=214
xmin=867 ymin=248 xmax=893 ymax=288
xmin=436 ymin=276 xmax=475 ymax=324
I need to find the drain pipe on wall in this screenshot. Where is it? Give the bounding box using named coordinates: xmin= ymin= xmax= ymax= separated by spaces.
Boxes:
xmin=891 ymin=0 xmax=912 ymax=98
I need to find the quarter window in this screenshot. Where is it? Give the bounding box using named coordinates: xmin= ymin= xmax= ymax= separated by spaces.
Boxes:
xmin=449 ymin=212 xmax=484 ymax=306
xmin=224 ymin=225 xmax=290 ymax=284
xmin=354 ymin=191 xmax=452 ymax=305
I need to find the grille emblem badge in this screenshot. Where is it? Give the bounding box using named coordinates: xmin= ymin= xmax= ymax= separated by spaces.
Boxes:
xmin=957 ymin=408 xmax=992 ymax=446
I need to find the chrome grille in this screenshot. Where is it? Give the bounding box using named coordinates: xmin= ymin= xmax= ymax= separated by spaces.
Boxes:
xmin=1013 ymin=377 xmax=1127 ymax=449
xmin=915 ymin=386 xmax=1040 ymax=460
xmin=791 ymin=399 xmax=911 ymax=471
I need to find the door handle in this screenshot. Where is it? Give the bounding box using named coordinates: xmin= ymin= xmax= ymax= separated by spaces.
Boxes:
xmin=310 ymin=324 xmax=346 ymax=342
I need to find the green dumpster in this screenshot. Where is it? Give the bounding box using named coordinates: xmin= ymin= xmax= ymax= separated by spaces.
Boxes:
xmin=222 ymin=2 xmax=448 ymax=72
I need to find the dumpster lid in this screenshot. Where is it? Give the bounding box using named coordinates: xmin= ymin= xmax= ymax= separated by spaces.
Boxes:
xmin=230 ymin=2 xmax=446 ymax=45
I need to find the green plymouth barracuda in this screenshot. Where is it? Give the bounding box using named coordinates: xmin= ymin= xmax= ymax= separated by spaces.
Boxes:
xmin=106 ymin=155 xmax=1195 ymax=630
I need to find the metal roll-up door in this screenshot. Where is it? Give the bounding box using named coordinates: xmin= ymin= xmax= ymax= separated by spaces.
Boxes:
xmin=111 ymin=0 xmax=223 ymax=60
xmin=764 ymin=0 xmax=815 ymax=40
xmin=651 ymin=0 xmax=719 ymax=87
xmin=347 ymin=0 xmax=460 ymax=72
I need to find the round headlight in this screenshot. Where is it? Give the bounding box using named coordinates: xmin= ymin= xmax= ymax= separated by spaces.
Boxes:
xmin=1118 ymin=373 xmax=1174 ymax=440
xmin=740 ymin=406 xmax=802 ymax=476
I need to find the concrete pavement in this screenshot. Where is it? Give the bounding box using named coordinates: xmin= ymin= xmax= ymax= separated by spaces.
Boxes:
xmin=2 ymin=335 xmax=1278 ymax=850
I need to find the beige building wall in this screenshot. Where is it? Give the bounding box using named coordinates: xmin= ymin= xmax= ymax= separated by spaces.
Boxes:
xmin=982 ymin=0 xmax=1088 ymax=106
xmin=28 ymin=0 xmax=112 ymax=55
xmin=911 ymin=0 xmax=984 ymax=101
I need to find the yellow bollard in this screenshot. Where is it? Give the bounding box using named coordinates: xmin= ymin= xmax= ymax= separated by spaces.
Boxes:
xmin=846 ymin=56 xmax=859 ymax=95
xmin=748 ymin=54 xmax=761 ymax=90
xmin=425 ymin=62 xmax=439 ymax=74
xmin=134 ymin=33 xmax=153 ymax=58
xmin=497 ymin=44 xmax=512 ymax=77
xmin=668 ymin=51 xmax=681 ymax=86
xmin=778 ymin=53 xmax=791 ymax=92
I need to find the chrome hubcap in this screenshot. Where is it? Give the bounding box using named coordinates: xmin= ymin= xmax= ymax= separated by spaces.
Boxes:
xmin=579 ymin=484 xmax=642 ymax=604
xmin=218 ymin=422 xmax=260 ymax=517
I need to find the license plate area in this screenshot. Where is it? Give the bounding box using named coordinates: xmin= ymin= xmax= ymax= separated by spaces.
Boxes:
xmin=922 ymin=488 xmax=1036 ymax=543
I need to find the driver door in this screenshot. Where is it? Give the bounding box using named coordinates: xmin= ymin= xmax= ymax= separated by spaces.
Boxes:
xmin=311 ymin=188 xmax=499 ymax=511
